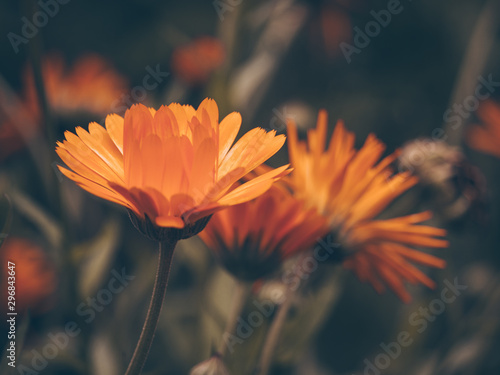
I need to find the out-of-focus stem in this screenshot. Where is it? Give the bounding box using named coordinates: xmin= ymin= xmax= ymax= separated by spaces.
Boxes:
xmin=23 ymin=0 xmax=53 ymax=141
xmin=255 ymin=286 xmax=294 ymax=375
xmin=0 ymin=77 xmax=52 ymax=196
xmin=218 ymin=280 xmax=251 ymax=357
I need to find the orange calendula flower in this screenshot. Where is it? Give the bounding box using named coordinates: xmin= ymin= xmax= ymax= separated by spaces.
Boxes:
xmin=286 ymin=110 xmax=448 ymax=303
xmin=56 ymin=98 xmax=288 ymax=236
xmin=24 ymin=53 xmax=128 ymax=117
xmin=199 ymin=183 xmax=328 ymax=281
xmin=466 ymin=100 xmax=500 ymax=158
xmin=171 ymin=37 xmax=225 ymax=86
xmin=0 ymin=53 xmax=127 ymax=160
xmin=1 ymin=238 xmax=56 ymax=313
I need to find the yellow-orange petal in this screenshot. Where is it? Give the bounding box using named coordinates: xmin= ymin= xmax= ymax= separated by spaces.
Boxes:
xmin=216 ymin=165 xmax=291 ymax=206
xmin=58 ymin=166 xmax=139 ymax=214
xmin=105 ymin=114 xmax=124 ymax=153
xmin=219 ymin=112 xmax=242 ymax=162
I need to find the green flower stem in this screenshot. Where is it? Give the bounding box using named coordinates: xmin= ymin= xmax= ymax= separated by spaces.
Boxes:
xmin=125 ymin=239 xmax=177 ymax=375
xmin=218 ymin=280 xmax=251 ymax=357
xmin=255 ymin=286 xmax=293 ymax=375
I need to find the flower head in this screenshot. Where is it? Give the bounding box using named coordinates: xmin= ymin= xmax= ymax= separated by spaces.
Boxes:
xmin=398 ymin=138 xmax=488 ymax=222
xmin=0 ymin=53 xmax=127 ymax=160
xmin=24 ymin=53 xmax=128 ymax=117
xmin=286 ymin=110 xmax=448 ymax=302
xmin=467 ymin=99 xmax=500 ymax=158
xmin=56 ymin=98 xmax=287 ymax=238
xmin=199 ymin=183 xmax=328 ymax=281
xmin=1 ymin=238 xmax=56 ymax=313
xmin=171 ymin=37 xmax=225 ymax=85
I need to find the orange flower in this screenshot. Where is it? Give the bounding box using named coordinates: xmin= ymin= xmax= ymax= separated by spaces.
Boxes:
xmin=199 ymin=183 xmax=328 ymax=280
xmin=56 ymin=98 xmax=288 ymax=234
xmin=0 ymin=53 xmax=127 ymax=160
xmin=466 ymin=100 xmax=500 ymax=158
xmin=171 ymin=37 xmax=225 ymax=85
xmin=1 ymin=238 xmax=56 ymax=313
xmin=286 ymin=111 xmax=448 ymax=302
xmin=23 ymin=53 xmax=128 ymax=117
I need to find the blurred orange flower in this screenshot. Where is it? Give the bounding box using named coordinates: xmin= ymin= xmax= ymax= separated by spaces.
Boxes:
xmin=1 ymin=238 xmax=56 ymax=313
xmin=0 ymin=53 xmax=127 ymax=160
xmin=199 ymin=183 xmax=328 ymax=281
xmin=23 ymin=53 xmax=128 ymax=117
xmin=171 ymin=37 xmax=225 ymax=86
xmin=287 ymin=111 xmax=448 ymax=302
xmin=467 ymin=100 xmax=500 ymax=158
xmin=56 ymin=98 xmax=288 ymax=231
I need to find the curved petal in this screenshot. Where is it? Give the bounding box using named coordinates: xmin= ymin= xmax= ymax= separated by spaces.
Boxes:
xmin=218 ymin=112 xmax=242 ymax=162
xmin=217 ymin=165 xmax=290 ymax=206
xmin=105 ymin=114 xmax=124 ymax=153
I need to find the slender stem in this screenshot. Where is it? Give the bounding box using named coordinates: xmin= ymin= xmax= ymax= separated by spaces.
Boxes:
xmin=255 ymin=250 xmax=314 ymax=375
xmin=255 ymin=287 xmax=294 ymax=375
xmin=24 ymin=0 xmax=53 ymax=143
xmin=125 ymin=239 xmax=177 ymax=375
xmin=218 ymin=280 xmax=251 ymax=357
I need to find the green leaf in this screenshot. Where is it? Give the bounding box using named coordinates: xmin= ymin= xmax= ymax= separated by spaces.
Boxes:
xmin=74 ymin=219 xmax=121 ymax=298
xmin=9 ymin=190 xmax=62 ymax=248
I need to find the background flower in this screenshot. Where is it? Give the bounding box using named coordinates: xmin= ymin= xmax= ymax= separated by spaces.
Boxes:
xmin=467 ymin=100 xmax=500 ymax=158
xmin=23 ymin=53 xmax=128 ymax=118
xmin=287 ymin=111 xmax=448 ymax=302
xmin=199 ymin=183 xmax=328 ymax=281
xmin=171 ymin=37 xmax=225 ymax=86
xmin=0 ymin=237 xmax=56 ymax=313
xmin=0 ymin=53 xmax=127 ymax=160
